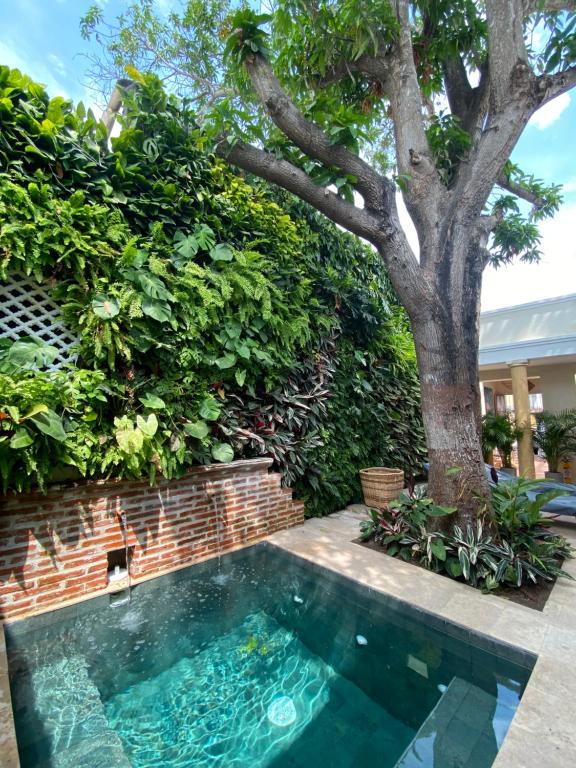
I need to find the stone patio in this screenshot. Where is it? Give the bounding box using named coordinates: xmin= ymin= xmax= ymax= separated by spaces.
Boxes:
xmin=268 ymin=506 xmax=576 ymax=768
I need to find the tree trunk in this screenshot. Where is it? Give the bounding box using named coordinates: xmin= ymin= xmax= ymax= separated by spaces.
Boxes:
xmin=413 ymin=318 xmax=491 ymax=527
xmin=405 ymin=234 xmax=492 ymax=529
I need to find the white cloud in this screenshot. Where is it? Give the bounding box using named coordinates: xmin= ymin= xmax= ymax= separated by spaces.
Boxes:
xmin=561 ymin=177 xmax=576 ymax=195
xmin=529 ymin=92 xmax=571 ymax=130
xmin=47 ymin=53 xmax=66 ymax=77
xmin=482 ymin=202 xmax=576 ymax=310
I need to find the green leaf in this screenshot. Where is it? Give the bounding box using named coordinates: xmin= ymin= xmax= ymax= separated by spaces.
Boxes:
xmin=215 ymin=353 xmax=236 ymax=369
xmin=427 ymin=505 xmax=457 ymax=517
xmin=211 ymin=442 xmax=234 ymax=463
xmin=445 ymin=466 xmax=463 ymax=476
xmin=209 ymin=243 xmax=234 ymax=262
xmin=92 ymin=295 xmax=120 ymax=319
xmin=135 ymin=272 xmax=173 ymax=302
xmin=141 ymin=298 xmax=172 ymax=322
xmin=21 ymin=404 xmax=49 ymax=420
xmin=30 ymin=409 xmax=66 ymax=441
xmin=173 ymin=231 xmax=199 ymax=260
xmin=183 ymin=421 xmax=210 ymax=439
xmin=10 ymin=429 xmax=34 ymax=449
xmin=116 ymin=423 xmax=144 ymax=453
xmin=199 ymin=398 xmax=221 ymax=421
xmin=235 ymin=369 xmax=247 ymax=386
xmin=236 ymin=344 xmax=250 ymax=360
xmin=139 ymin=394 xmax=166 ymax=410
xmin=136 ymin=413 xmax=158 ymax=438
xmin=193 ymin=223 xmax=216 ymax=250
xmin=430 ymin=539 xmax=447 ymax=562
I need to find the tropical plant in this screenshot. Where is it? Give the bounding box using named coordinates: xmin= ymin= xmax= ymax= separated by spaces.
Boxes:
xmin=481 ymin=413 xmax=522 ymax=467
xmin=0 ymin=67 xmax=425 ymax=503
xmin=360 ymin=480 xmax=573 ymax=591
xmin=533 ymin=410 xmax=576 ymax=473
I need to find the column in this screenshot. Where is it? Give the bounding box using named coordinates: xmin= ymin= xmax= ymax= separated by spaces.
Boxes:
xmin=479 ymin=382 xmax=487 ymax=416
xmin=508 ymin=361 xmax=535 ymax=479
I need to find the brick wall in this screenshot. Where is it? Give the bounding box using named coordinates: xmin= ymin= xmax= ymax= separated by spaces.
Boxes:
xmin=0 ymin=459 xmax=304 ymax=622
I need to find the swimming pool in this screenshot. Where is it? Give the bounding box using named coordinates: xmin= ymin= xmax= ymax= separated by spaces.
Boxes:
xmin=6 ymin=542 xmax=534 ymax=767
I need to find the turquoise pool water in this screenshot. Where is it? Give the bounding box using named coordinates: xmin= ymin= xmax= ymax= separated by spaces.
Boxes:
xmin=7 ymin=543 xmax=534 ymax=768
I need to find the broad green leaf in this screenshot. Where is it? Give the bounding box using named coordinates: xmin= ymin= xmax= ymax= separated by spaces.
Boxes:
xmin=1 ymin=340 xmax=59 ymax=371
xmin=135 ymin=272 xmax=173 ymax=301
xmin=215 ymin=353 xmax=236 ymax=369
xmin=183 ymin=421 xmax=210 ymax=439
xmin=236 ymin=344 xmax=250 ymax=359
xmin=10 ymin=429 xmax=34 ymax=449
xmin=30 ymin=409 xmax=66 ymax=441
xmin=199 ymin=398 xmax=221 ymax=421
xmin=92 ymin=295 xmax=120 ymax=319
xmin=193 ymin=223 xmax=216 ymax=250
xmin=430 ymin=539 xmax=447 ymax=562
xmin=235 ymin=369 xmax=247 ymax=386
xmin=173 ymin=231 xmax=199 ymax=260
xmin=209 ymin=243 xmax=234 ymax=262
xmin=139 ymin=394 xmax=166 ymax=410
xmin=426 ymin=505 xmax=457 ymax=516
xmin=116 ymin=424 xmax=144 ymax=453
xmin=211 ymin=442 xmax=234 ymax=463
xmin=141 ymin=298 xmax=172 ymax=322
xmin=21 ymin=404 xmax=49 ymax=420
xmin=136 ymin=413 xmax=158 ymax=437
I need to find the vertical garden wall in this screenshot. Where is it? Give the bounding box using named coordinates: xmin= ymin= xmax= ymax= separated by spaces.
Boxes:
xmin=0 ymin=66 xmax=425 ymax=515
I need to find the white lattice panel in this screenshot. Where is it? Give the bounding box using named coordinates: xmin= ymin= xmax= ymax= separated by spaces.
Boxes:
xmin=0 ymin=273 xmax=78 ymax=369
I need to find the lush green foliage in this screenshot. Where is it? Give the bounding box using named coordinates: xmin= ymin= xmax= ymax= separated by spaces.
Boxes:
xmin=81 ymin=1 xmax=570 ymax=266
xmin=0 ymin=66 xmax=425 ymax=506
xmin=533 ymin=410 xmax=576 ymax=474
xmin=361 ymin=479 xmax=573 ymax=590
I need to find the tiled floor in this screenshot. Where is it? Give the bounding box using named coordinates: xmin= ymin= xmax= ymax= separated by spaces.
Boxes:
xmin=268 ymin=507 xmax=576 ymax=768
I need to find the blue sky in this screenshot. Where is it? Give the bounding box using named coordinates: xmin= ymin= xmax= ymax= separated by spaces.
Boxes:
xmin=1 ymin=0 xmax=574 ymax=310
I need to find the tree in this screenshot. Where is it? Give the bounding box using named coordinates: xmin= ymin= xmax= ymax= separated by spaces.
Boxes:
xmin=82 ymin=0 xmax=576 ymax=525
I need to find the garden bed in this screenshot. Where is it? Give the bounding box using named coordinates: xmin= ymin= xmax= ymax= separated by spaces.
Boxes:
xmin=355 ymin=538 xmax=558 ymax=612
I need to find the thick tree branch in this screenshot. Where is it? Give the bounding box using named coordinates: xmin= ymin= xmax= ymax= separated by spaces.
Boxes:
xmin=318 ymin=53 xmax=390 ymax=89
xmin=216 ymin=139 xmax=426 ymax=313
xmin=496 ymin=174 xmax=547 ymax=208
xmin=216 ymin=139 xmax=382 ymax=242
xmin=523 ymin=0 xmax=576 ymax=13
xmin=535 ymin=66 xmax=576 ymax=107
xmin=443 ymin=56 xmax=474 ymax=125
xmin=384 ymin=1 xmax=447 ymax=256
xmin=243 ymin=54 xmax=386 ymax=206
xmin=486 ymin=0 xmax=530 ymax=111
xmin=102 ymin=79 xmax=134 ymax=137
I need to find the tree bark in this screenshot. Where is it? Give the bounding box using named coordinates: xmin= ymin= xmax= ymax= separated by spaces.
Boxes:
xmin=411 ymin=315 xmax=490 ymax=526
xmin=398 ymin=227 xmax=492 ymax=528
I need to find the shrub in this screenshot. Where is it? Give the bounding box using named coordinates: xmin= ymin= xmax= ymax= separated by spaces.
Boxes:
xmin=0 ymin=67 xmax=425 ymax=505
xmin=361 ymin=481 xmax=573 ymax=591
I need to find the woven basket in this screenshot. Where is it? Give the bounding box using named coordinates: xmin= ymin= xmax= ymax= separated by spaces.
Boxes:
xmin=359 ymin=467 xmax=404 ymax=509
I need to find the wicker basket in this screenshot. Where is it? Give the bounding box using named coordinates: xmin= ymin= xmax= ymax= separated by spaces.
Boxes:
xmin=359 ymin=467 xmax=404 ymax=509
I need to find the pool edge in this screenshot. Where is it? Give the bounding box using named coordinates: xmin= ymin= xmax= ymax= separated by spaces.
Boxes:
xmin=267 ymin=508 xmax=576 ymax=767
xmin=0 ymin=623 xmax=19 ymax=768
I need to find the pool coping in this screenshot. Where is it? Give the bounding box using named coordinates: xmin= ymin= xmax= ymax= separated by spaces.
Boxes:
xmin=267 ymin=507 xmax=576 ymax=768
xmin=2 ymin=507 xmax=576 ymax=767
